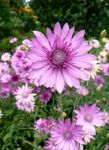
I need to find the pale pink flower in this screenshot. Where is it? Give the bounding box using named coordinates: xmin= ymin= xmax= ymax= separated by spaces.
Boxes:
xmin=75 ymin=104 xmax=105 ymax=134
xmin=77 ymin=86 xmax=89 ymax=96
xmin=89 ymin=39 xmax=100 ymax=48
xmin=26 ymin=22 xmax=96 ymax=93
xmin=82 ymin=130 xmax=95 ymax=144
xmin=15 ymin=84 xmax=36 ymax=112
xmin=1 ymin=53 xmax=11 ymax=62
xmin=103 ymin=112 xmax=109 ymax=124
xmin=105 ymin=41 xmax=109 ymax=51
xmin=102 ymin=64 xmax=109 ymax=77
xmin=10 ymin=37 xmax=18 ymax=44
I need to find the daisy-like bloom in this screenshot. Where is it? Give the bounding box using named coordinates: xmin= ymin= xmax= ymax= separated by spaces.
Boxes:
xmin=94 ymin=75 xmax=105 ymax=89
xmin=77 ymin=86 xmax=89 ymax=96
xmin=75 ymin=104 xmax=105 ymax=134
xmin=39 ymin=90 xmax=52 ymax=103
xmin=103 ymin=112 xmax=109 ymax=124
xmin=26 ymin=22 xmax=96 ymax=93
xmin=35 ymin=118 xmax=55 ymax=133
xmin=10 ymin=37 xmax=18 ymax=44
xmin=48 ymin=119 xmax=83 ymax=150
xmin=15 ymin=84 xmax=36 ymax=112
xmin=82 ymin=130 xmax=95 ymax=144
xmin=105 ymin=41 xmax=109 ymax=51
xmin=89 ymin=39 xmax=100 ymax=48
xmin=34 ymin=118 xmax=47 ymax=131
xmin=0 ymin=109 xmax=3 ymax=118
xmin=102 ymin=64 xmax=109 ymax=77
xmin=84 ymin=60 xmax=101 ymax=79
xmin=1 ymin=53 xmax=11 ymax=62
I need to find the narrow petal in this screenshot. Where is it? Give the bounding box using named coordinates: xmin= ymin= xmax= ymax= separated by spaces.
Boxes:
xmin=55 ymin=70 xmax=65 ymax=93
xmin=33 ymin=31 xmax=50 ymax=50
xmin=54 ymin=22 xmax=61 ymax=37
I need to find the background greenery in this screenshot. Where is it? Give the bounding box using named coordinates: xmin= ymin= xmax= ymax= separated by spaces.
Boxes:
xmin=0 ymin=0 xmax=109 ymax=51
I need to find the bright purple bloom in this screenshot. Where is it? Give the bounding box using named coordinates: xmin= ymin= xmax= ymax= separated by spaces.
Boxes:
xmin=94 ymin=75 xmax=105 ymax=88
xmin=26 ymin=22 xmax=96 ymax=93
xmin=39 ymin=90 xmax=52 ymax=103
xmin=102 ymin=64 xmax=109 ymax=77
xmin=48 ymin=119 xmax=83 ymax=150
xmin=75 ymin=104 xmax=105 ymax=134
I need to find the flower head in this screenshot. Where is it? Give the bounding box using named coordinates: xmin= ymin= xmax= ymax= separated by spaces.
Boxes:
xmin=39 ymin=90 xmax=52 ymax=103
xmin=102 ymin=64 xmax=109 ymax=77
xmin=75 ymin=104 xmax=105 ymax=134
xmin=34 ymin=118 xmax=47 ymax=131
xmin=26 ymin=22 xmax=96 ymax=93
xmin=10 ymin=37 xmax=18 ymax=44
xmin=48 ymin=119 xmax=83 ymax=150
xmin=15 ymin=84 xmax=36 ymax=112
xmin=77 ymin=86 xmax=89 ymax=96
xmin=89 ymin=39 xmax=100 ymax=48
xmin=84 ymin=60 xmax=101 ymax=79
xmin=94 ymin=75 xmax=105 ymax=89
xmin=1 ymin=53 xmax=11 ymax=62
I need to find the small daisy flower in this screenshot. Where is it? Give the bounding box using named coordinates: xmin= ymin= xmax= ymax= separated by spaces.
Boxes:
xmin=89 ymin=39 xmax=100 ymax=48
xmin=10 ymin=37 xmax=18 ymax=44
xmin=102 ymin=63 xmax=109 ymax=77
xmin=75 ymin=104 xmax=105 ymax=134
xmin=103 ymin=112 xmax=109 ymax=124
xmin=1 ymin=53 xmax=11 ymax=62
xmin=15 ymin=84 xmax=36 ymax=112
xmin=39 ymin=90 xmax=52 ymax=103
xmin=84 ymin=60 xmax=101 ymax=79
xmin=94 ymin=75 xmax=105 ymax=89
xmin=77 ymin=86 xmax=89 ymax=96
xmin=34 ymin=118 xmax=47 ymax=132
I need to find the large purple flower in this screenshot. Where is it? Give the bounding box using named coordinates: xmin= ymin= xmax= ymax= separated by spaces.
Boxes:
xmin=47 ymin=119 xmax=83 ymax=150
xmin=25 ymin=22 xmax=96 ymax=93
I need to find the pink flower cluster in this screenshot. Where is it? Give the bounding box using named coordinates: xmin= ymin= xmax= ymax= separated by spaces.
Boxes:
xmin=34 ymin=104 xmax=108 ymax=150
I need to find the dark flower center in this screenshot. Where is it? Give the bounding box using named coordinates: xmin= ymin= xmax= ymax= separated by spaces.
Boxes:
xmin=52 ymin=49 xmax=67 ymax=66
xmin=84 ymin=114 xmax=92 ymax=122
xmin=64 ymin=130 xmax=72 ymax=140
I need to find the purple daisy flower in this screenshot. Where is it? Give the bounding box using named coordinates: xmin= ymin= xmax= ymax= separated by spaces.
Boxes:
xmin=48 ymin=119 xmax=83 ymax=150
xmin=39 ymin=90 xmax=52 ymax=103
xmin=75 ymin=104 xmax=105 ymax=134
xmin=94 ymin=75 xmax=105 ymax=88
xmin=26 ymin=22 xmax=96 ymax=93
